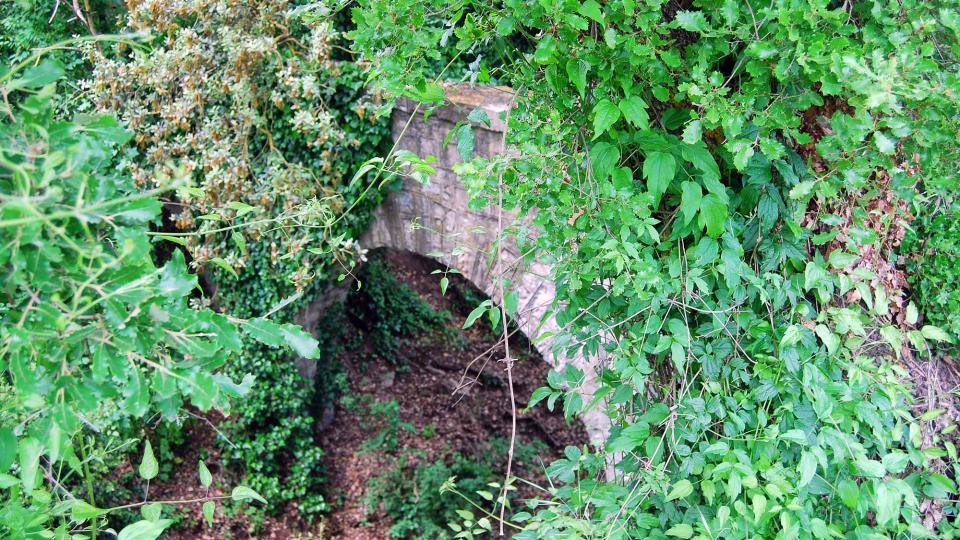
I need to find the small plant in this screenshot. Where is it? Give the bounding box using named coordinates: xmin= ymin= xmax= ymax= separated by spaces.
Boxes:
xmin=365 ymin=451 xmax=496 ymax=540
xmin=360 ymin=399 xmax=417 ymax=454
xmin=349 ymin=256 xmax=455 ymax=362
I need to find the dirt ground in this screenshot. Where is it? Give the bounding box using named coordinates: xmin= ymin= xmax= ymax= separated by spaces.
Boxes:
xmin=146 ymin=248 xmax=586 ymax=539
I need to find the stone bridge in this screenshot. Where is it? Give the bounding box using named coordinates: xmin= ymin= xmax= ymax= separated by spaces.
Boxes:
xmin=360 ymin=86 xmax=609 ymax=446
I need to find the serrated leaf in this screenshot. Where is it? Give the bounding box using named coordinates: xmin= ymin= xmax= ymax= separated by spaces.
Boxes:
xmin=699 ymin=193 xmax=727 ymax=238
xmin=679 ymin=181 xmax=702 ymax=225
xmin=592 ymin=99 xmax=621 ymax=137
xmin=579 ymin=0 xmax=604 ymax=23
xmin=619 ymin=96 xmax=649 ymax=130
xmin=666 ymin=479 xmax=693 ymax=501
xmin=642 ymin=152 xmax=676 ymax=205
xmin=590 ymin=141 xmax=620 ymax=181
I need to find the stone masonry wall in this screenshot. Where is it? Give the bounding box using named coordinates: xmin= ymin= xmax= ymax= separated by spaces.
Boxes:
xmin=360 ymin=86 xmax=610 ymax=446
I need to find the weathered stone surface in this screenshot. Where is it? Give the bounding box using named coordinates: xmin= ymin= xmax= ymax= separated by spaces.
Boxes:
xmin=361 ymin=86 xmax=610 ymax=446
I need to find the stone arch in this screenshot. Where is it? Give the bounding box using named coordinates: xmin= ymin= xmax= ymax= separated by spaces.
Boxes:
xmin=360 ymin=86 xmax=609 ymax=445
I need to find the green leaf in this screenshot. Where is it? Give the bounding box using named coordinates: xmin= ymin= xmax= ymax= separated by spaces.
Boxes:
xmin=139 ymin=441 xmax=159 ymax=481
xmin=666 ymin=479 xmax=693 ymax=501
xmin=921 ymin=325 xmax=952 ymax=342
xmin=19 ymin=437 xmax=41 ymax=492
xmin=231 ymin=485 xmax=267 ymax=504
xmin=158 ymin=250 xmax=197 ymax=297
xmin=210 ymin=257 xmax=238 ymax=279
xmin=463 ymin=301 xmax=490 ymax=329
xmin=590 ymin=142 xmax=621 ymax=181
xmin=642 ymin=152 xmax=676 ymax=205
xmin=202 ymin=501 xmax=215 ymax=526
xmin=875 ymin=483 xmax=902 ymax=527
xmin=579 ymin=0 xmax=604 ymax=23
xmin=71 ymin=500 xmax=109 ymax=521
xmin=534 ymin=35 xmax=557 ymax=64
xmin=607 ymin=422 xmax=650 ymax=453
xmin=798 ymin=451 xmax=816 ymax=488
xmin=242 ymin=318 xmax=284 ymax=347
xmin=619 ymin=96 xmax=649 ymax=130
xmin=141 ymin=503 xmax=163 ymax=522
xmin=699 ymin=193 xmax=728 ymax=238
xmin=665 ymin=524 xmax=694 ymax=538
xmin=592 ymin=99 xmax=621 ymax=137
xmin=198 ymin=461 xmax=213 ymax=487
xmin=679 ymin=181 xmax=702 ymax=225
xmin=117 ymin=519 xmax=174 ymax=540
xmin=674 ymin=10 xmax=708 ymax=32
xmin=467 ymin=108 xmax=490 ymax=127
xmin=526 ymin=387 xmax=553 ymax=411
xmin=681 ymin=120 xmax=702 ymax=144
xmin=855 ymin=459 xmax=886 ymax=478
xmin=278 ymin=324 xmax=320 ymax=359
xmin=456 ymin=124 xmax=475 ymax=161
xmin=566 ymin=59 xmax=588 ymax=99
xmin=838 ymin=479 xmax=859 ymax=509
xmin=0 ymin=428 xmax=15 ymax=472
xmin=7 ymin=59 xmax=65 ymax=90
xmin=504 ymin=291 xmax=519 ymax=316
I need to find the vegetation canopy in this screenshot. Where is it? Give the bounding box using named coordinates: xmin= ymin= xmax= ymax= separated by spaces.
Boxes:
xmin=1 ymin=0 xmax=959 ymax=539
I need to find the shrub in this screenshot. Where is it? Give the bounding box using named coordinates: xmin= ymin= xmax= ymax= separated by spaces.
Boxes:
xmin=91 ymin=0 xmax=390 ymax=287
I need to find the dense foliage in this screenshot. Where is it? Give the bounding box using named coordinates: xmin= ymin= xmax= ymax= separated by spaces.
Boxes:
xmin=352 ymin=0 xmax=960 ymax=538
xmin=903 ymin=205 xmax=960 ymax=348
xmin=0 ymin=55 xmax=315 ymax=537
xmin=91 ymin=0 xmax=387 ymax=286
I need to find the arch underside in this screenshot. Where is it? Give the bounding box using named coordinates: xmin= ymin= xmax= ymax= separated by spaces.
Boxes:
xmin=360 ymin=87 xmax=609 ymax=445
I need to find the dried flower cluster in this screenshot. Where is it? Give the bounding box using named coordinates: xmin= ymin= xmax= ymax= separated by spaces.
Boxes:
xmin=91 ymin=0 xmax=384 ymax=285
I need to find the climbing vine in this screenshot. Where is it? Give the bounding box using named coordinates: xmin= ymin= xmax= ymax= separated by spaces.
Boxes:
xmin=352 ymin=0 xmax=960 ymax=537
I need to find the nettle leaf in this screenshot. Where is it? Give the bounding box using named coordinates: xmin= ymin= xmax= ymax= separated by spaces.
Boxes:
xmin=592 ymin=99 xmax=621 ymax=138
xmin=590 ymin=142 xmax=621 ymax=181
xmin=566 ymin=59 xmax=588 ymax=99
xmin=642 ymin=151 xmax=676 ymax=205
xmin=619 ymin=96 xmax=649 ymax=130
